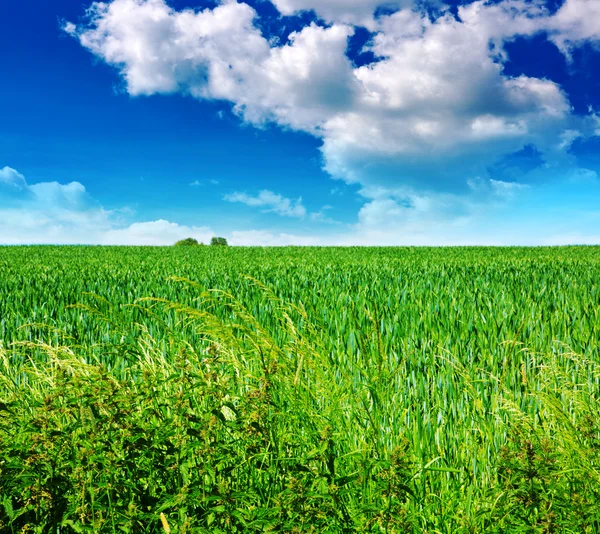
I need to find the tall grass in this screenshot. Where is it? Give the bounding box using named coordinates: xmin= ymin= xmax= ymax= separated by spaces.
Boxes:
xmin=1 ymin=247 xmax=600 ymax=532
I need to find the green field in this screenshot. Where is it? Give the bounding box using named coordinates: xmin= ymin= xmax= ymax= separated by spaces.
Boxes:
xmin=1 ymin=246 xmax=600 ymax=532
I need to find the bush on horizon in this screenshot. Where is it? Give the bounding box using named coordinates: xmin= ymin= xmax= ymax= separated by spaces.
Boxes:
xmin=174 ymin=237 xmax=200 ymax=247
xmin=211 ymin=237 xmax=228 ymax=246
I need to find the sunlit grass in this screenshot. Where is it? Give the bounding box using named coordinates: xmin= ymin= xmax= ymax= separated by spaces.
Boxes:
xmin=1 ymin=246 xmax=600 ymax=532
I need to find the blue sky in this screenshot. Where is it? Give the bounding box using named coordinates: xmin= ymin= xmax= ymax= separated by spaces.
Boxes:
xmin=1 ymin=0 xmax=599 ymax=245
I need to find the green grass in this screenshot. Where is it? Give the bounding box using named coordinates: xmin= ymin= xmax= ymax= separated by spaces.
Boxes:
xmin=1 ymin=246 xmax=600 ymax=532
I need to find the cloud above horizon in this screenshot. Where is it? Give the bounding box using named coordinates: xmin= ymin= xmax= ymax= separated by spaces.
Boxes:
xmin=64 ymin=0 xmax=600 ymax=203
xmin=0 ymin=167 xmax=214 ymax=245
xmin=2 ymin=165 xmax=599 ymax=246
xmin=0 ymin=0 xmax=591 ymax=248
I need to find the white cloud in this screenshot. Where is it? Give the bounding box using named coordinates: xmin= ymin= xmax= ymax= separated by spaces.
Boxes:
xmin=0 ymin=172 xmax=115 ymax=244
xmin=63 ymin=21 xmax=77 ymax=35
xmin=0 ymin=167 xmax=216 ymax=245
xmin=0 ymin=167 xmax=96 ymax=212
xmin=319 ymin=3 xmax=573 ymax=191
xmin=224 ymin=190 xmax=307 ymax=218
xmin=68 ymin=0 xmax=360 ymax=133
xmin=354 ymin=189 xmax=481 ymax=239
xmin=460 ymin=0 xmax=600 ymax=58
xmin=0 ymin=167 xmax=28 ymax=191
xmin=66 ymin=0 xmax=584 ymax=196
xmin=71 ymin=0 xmax=269 ymax=98
xmin=547 ymin=0 xmax=600 ymax=56
xmin=227 ymin=226 xmax=498 ymax=247
xmin=63 ymin=0 xmax=600 ymax=239
xmin=101 ymin=219 xmax=213 ymax=245
xmin=29 ymin=181 xmax=90 ymax=210
xmin=269 ymin=0 xmax=411 ymax=29
xmin=357 ymin=198 xmax=410 ymax=228
xmin=241 ymin=22 xmax=357 ymax=131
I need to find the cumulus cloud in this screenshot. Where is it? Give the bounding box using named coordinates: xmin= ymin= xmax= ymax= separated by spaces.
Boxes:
xmin=240 ymin=22 xmax=357 ymax=131
xmin=61 ymin=0 xmax=600 ymax=242
xmin=353 ymin=189 xmax=484 ymax=240
xmin=0 ymin=167 xmax=28 ymax=190
xmin=224 ymin=190 xmax=307 ymax=218
xmin=269 ymin=0 xmax=412 ymax=29
xmin=66 ymin=0 xmax=596 ymax=197
xmin=0 ymin=170 xmax=114 ymax=244
xmin=320 ymin=3 xmax=575 ymax=192
xmin=0 ymin=167 xmax=96 ymax=212
xmin=0 ymin=167 xmax=215 ymax=245
xmin=546 ymin=0 xmax=600 ymax=56
xmin=66 ymin=0 xmax=356 ymax=132
xmin=71 ymin=0 xmax=268 ymax=98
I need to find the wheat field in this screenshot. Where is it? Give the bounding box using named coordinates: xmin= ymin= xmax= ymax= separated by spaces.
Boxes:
xmin=1 ymin=246 xmax=600 ymax=532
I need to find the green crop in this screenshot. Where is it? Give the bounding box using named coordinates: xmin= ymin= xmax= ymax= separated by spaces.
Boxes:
xmin=1 ymin=246 xmax=600 ymax=532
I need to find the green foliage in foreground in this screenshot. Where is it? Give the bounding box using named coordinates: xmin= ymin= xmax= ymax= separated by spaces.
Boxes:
xmin=1 ymin=246 xmax=600 ymax=532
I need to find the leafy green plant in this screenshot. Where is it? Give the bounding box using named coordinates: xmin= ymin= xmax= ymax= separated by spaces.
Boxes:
xmin=174 ymin=238 xmax=200 ymax=247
